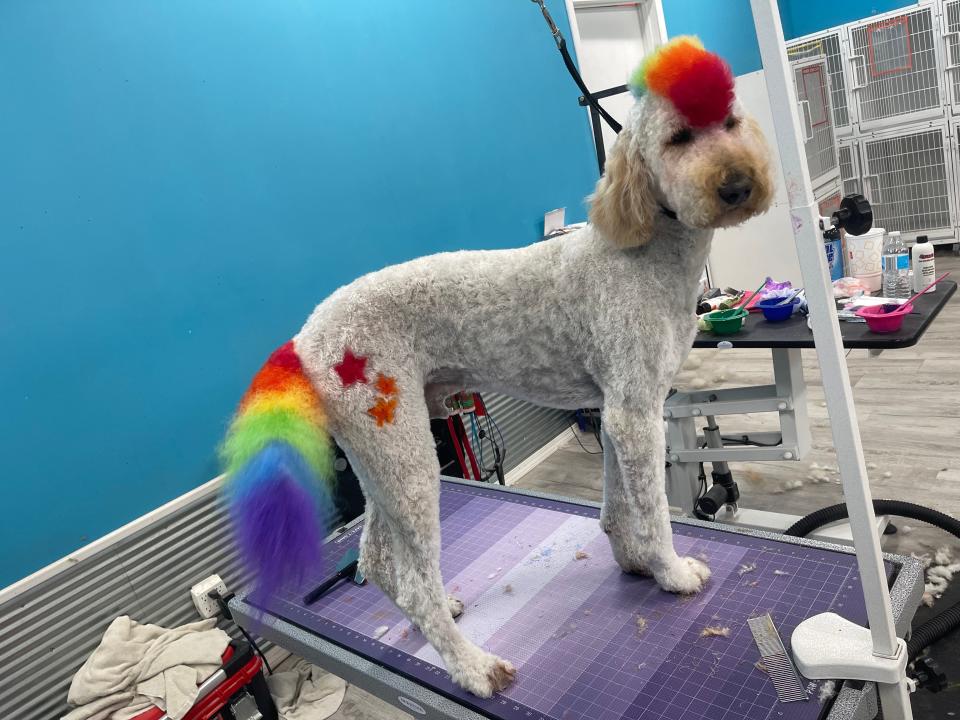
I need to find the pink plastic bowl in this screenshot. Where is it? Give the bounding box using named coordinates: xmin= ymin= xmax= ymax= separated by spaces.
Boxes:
xmin=855 ymin=303 xmax=913 ymax=333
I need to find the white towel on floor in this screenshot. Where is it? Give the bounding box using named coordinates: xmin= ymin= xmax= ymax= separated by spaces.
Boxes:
xmin=63 ymin=616 xmax=230 ymax=720
xmin=267 ymin=659 xmax=346 ymax=720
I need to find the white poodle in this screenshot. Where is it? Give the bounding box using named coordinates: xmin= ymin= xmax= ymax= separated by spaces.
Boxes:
xmin=223 ymin=37 xmax=773 ymax=698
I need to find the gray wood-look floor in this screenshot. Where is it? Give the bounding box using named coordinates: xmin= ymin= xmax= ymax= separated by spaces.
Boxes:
xmin=292 ymin=252 xmax=960 ymax=719
xmin=272 ymin=654 xmax=413 ymax=720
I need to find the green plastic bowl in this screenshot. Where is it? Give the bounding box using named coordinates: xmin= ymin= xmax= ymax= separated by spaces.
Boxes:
xmin=706 ymin=307 xmax=748 ymax=335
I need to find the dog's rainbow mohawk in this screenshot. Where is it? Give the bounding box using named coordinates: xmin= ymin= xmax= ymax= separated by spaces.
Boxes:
xmin=221 ymin=341 xmax=335 ymax=601
xmin=629 ymin=36 xmax=735 ymax=129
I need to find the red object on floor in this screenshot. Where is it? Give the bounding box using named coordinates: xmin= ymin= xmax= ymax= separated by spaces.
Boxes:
xmin=455 ymin=415 xmax=482 ymax=481
xmin=446 ymin=416 xmax=471 ymax=479
xmin=128 ymin=642 xmax=275 ymax=720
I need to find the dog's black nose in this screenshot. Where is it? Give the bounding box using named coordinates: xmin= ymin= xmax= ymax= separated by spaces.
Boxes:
xmin=718 ymin=174 xmax=753 ymax=206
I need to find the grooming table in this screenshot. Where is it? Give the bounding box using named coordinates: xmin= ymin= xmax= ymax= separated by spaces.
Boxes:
xmin=666 ymin=281 xmax=956 ymax=532
xmin=230 ymin=478 xmax=922 ymax=720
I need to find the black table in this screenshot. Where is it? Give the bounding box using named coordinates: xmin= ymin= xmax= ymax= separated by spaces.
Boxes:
xmin=667 ymin=280 xmax=956 ymax=523
xmin=694 ymin=280 xmax=956 ymax=349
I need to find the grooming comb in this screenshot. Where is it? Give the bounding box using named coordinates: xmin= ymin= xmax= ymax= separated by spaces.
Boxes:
xmin=303 ymin=547 xmax=366 ymax=605
xmin=748 ymin=613 xmax=809 ymax=703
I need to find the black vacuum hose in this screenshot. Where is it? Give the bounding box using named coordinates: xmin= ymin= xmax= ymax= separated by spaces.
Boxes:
xmin=784 ymin=499 xmax=960 ymax=659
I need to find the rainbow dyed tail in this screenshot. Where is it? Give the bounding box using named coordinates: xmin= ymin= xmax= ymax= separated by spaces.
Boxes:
xmin=221 ymin=341 xmax=335 ymax=599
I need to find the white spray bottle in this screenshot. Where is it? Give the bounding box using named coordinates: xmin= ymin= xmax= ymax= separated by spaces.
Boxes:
xmin=912 ymin=235 xmax=936 ymax=293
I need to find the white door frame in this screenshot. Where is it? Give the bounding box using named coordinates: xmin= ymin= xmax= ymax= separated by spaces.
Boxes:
xmin=563 ymin=0 xmax=668 ymax=167
xmin=563 ymin=0 xmax=668 ymax=78
xmin=565 ymin=0 xmax=667 ymax=61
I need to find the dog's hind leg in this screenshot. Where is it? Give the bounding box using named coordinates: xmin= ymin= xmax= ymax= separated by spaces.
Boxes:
xmin=341 ymin=398 xmax=515 ymax=697
xmin=600 ymin=404 xmax=710 ymax=594
xmin=359 ymin=503 xmax=464 ymax=619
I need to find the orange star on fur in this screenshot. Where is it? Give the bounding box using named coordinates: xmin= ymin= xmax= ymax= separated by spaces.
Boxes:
xmin=367 ymin=396 xmax=398 ymax=427
xmin=374 ymin=373 xmax=399 ymax=397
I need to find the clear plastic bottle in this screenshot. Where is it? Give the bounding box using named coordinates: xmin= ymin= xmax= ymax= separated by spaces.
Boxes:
xmin=881 ymin=231 xmax=910 ymax=299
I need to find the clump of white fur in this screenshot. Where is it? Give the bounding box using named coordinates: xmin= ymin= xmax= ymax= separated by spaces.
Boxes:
xmin=918 ymin=546 xmax=960 ymax=607
xmin=818 ymin=680 xmax=837 ymax=703
xmin=700 ymin=626 xmax=730 ymax=638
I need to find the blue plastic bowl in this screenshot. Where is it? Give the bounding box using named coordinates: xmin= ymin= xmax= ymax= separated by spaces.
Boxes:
xmin=757 ymin=297 xmax=799 ymax=322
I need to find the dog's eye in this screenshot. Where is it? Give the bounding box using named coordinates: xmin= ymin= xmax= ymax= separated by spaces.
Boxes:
xmin=667 ymin=128 xmax=693 ymax=146
xmin=725 ymin=115 xmax=740 ymax=130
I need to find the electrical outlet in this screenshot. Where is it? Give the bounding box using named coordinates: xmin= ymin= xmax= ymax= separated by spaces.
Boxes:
xmin=191 ymin=574 xmax=228 ymax=618
xmin=544 ymin=207 xmax=566 ymax=237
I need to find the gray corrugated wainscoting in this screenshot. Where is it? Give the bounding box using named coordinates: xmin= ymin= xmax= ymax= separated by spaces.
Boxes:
xmin=478 ymin=394 xmax=573 ymax=472
xmin=0 ymin=397 xmax=569 ymax=719
xmin=0 ymin=486 xmax=251 ymax=720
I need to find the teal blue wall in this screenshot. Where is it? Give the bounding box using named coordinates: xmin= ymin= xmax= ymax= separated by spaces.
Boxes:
xmin=780 ymin=1 xmax=914 ymax=40
xmin=0 ymin=0 xmax=597 ymax=586
xmin=662 ymin=0 xmax=763 ymax=76
xmin=663 ymin=0 xmax=916 ymax=74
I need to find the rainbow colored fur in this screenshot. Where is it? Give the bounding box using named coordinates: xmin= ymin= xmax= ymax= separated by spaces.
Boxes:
xmin=629 ymin=36 xmax=734 ymax=129
xmin=221 ymin=341 xmax=335 ymax=599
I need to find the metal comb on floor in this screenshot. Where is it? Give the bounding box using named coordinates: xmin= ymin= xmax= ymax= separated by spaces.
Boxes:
xmin=749 ymin=613 xmax=809 ymax=703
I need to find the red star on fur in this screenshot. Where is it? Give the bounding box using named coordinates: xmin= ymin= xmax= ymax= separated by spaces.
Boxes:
xmin=367 ymin=396 xmax=398 ymax=427
xmin=374 ymin=373 xmax=399 ymax=397
xmin=333 ymin=349 xmax=368 ymax=387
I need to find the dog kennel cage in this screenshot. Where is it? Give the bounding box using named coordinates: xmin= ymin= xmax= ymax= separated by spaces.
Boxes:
xmin=817 ymin=188 xmax=843 ymax=218
xmin=838 ymin=139 xmax=864 ymax=198
xmin=787 ymin=1 xmax=960 ymax=248
xmin=859 ymin=121 xmax=958 ymax=242
xmin=792 ymin=56 xmax=842 ymax=192
xmin=848 ymin=4 xmax=945 ymax=131
xmin=787 ymin=30 xmax=855 ymax=134
xmin=948 ymin=116 xmax=960 ymax=240
xmin=942 ymin=0 xmax=960 ymax=112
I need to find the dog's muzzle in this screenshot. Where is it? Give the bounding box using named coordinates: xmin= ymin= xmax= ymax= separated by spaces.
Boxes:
xmin=717 ymin=172 xmax=753 ymax=207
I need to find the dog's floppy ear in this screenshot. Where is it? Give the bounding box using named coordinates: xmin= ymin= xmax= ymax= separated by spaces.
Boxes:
xmin=588 ymin=130 xmax=656 ymax=248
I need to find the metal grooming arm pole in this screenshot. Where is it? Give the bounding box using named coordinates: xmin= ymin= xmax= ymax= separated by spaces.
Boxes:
xmin=749 ymin=1 xmax=913 ymax=718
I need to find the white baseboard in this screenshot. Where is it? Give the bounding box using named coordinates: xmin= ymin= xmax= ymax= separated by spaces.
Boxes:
xmin=504 ymin=428 xmax=573 ymax=486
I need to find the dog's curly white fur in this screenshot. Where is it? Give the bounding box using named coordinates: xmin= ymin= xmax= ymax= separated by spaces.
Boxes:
xmin=284 ymin=68 xmax=772 ymax=697
xmin=222 ymin=39 xmax=769 ymax=698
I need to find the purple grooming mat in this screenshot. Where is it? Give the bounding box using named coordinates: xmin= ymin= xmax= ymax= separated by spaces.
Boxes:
xmin=257 ymin=481 xmax=894 ymax=720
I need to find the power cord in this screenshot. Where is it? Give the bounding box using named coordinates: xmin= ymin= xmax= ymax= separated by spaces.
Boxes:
xmin=569 ymin=424 xmax=603 ymax=455
xmin=209 ymin=590 xmax=274 ymax=675
xmin=695 ymin=462 xmax=708 ymax=502
xmin=472 ymin=407 xmax=507 ymax=483
xmin=720 ymin=434 xmax=783 ymax=447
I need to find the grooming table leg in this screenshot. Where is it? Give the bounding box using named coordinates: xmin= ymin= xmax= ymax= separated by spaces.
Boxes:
xmin=664 ymin=408 xmax=700 ymax=514
xmin=772 ymin=348 xmax=810 ymax=460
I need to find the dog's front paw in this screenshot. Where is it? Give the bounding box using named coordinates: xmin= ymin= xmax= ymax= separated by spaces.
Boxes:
xmin=450 ymin=649 xmax=517 ymax=698
xmin=447 ymin=595 xmax=464 ymax=619
xmin=656 ymin=556 xmax=711 ymax=595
